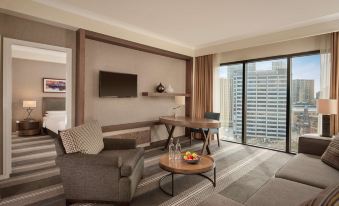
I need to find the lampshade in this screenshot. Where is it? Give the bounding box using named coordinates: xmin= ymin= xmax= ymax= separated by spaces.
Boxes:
xmin=23 ymin=100 xmax=37 ymax=108
xmin=175 ymin=96 xmax=185 ymax=106
xmin=316 ymin=99 xmax=338 ymax=115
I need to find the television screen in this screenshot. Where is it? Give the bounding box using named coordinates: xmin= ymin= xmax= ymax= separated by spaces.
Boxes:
xmin=99 ymin=71 xmax=137 ymax=97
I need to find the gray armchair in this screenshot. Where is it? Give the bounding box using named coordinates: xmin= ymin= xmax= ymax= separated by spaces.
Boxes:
xmin=55 ymin=137 xmax=144 ymax=206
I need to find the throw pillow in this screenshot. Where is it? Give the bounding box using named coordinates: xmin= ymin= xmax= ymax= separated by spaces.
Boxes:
xmin=300 ymin=184 xmax=339 ymax=206
xmin=321 ymin=136 xmax=339 ymax=170
xmin=59 ymin=120 xmax=104 ymax=154
xmin=59 ymin=128 xmax=79 ymax=154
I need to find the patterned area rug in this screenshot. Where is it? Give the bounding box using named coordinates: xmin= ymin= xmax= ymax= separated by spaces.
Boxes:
xmin=0 ymin=135 xmax=292 ymax=206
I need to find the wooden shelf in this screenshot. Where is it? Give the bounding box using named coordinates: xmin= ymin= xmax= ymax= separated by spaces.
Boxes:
xmin=142 ymin=92 xmax=190 ymax=97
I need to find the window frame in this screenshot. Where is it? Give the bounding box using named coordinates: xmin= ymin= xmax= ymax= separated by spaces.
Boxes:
xmin=219 ymin=50 xmax=320 ymax=153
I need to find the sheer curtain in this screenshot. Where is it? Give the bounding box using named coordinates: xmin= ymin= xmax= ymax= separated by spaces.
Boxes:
xmin=318 ymin=34 xmax=332 ymax=133
xmin=319 ymin=34 xmax=332 ymax=99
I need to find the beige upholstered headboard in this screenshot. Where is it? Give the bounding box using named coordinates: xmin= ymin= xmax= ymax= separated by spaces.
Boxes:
xmin=42 ymin=97 xmax=66 ymax=116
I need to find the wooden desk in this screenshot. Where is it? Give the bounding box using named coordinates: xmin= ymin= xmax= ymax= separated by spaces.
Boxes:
xmin=159 ymin=116 xmax=221 ymax=155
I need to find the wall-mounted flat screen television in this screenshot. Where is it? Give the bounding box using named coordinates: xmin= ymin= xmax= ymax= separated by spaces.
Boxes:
xmin=99 ymin=71 xmax=137 ymax=97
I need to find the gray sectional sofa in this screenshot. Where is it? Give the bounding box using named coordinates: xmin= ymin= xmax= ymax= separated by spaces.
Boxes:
xmin=199 ymin=135 xmax=339 ymax=206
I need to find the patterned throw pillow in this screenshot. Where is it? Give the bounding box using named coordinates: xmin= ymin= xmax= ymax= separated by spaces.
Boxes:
xmin=300 ymin=184 xmax=339 ymax=206
xmin=321 ymin=136 xmax=339 ymax=170
xmin=59 ymin=120 xmax=104 ymax=154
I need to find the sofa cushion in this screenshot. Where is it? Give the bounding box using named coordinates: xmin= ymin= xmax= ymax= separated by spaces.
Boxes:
xmin=197 ymin=194 xmax=243 ymax=206
xmin=300 ymin=184 xmax=339 ymax=206
xmin=321 ymin=136 xmax=339 ymax=170
xmin=275 ymin=154 xmax=339 ymax=189
xmin=60 ymin=120 xmax=104 ymax=154
xmin=100 ymin=148 xmax=144 ymax=177
xmin=245 ymin=178 xmax=322 ymax=206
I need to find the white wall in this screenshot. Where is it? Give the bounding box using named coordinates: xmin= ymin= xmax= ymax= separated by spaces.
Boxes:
xmin=84 ymin=39 xmax=186 ymax=142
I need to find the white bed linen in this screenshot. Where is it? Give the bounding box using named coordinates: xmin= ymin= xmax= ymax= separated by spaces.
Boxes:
xmin=43 ymin=111 xmax=67 ymax=134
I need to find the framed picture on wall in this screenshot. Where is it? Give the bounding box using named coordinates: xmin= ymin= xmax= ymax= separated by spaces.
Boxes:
xmin=43 ymin=78 xmax=66 ymax=93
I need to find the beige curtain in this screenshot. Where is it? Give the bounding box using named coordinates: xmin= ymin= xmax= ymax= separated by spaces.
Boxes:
xmin=330 ymin=32 xmax=339 ymax=134
xmin=193 ymin=55 xmax=213 ymax=118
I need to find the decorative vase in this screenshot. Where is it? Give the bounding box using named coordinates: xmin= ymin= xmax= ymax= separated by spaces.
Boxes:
xmin=156 ymin=83 xmax=165 ymax=93
xmin=167 ymin=84 xmax=174 ymax=93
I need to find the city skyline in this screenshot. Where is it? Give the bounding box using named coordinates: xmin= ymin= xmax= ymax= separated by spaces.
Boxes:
xmin=220 ymin=54 xmax=321 ymax=96
xmin=218 ymin=54 xmax=320 ymax=151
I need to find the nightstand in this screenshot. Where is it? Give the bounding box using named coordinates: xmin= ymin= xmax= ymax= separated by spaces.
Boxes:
xmin=17 ymin=120 xmax=41 ymax=137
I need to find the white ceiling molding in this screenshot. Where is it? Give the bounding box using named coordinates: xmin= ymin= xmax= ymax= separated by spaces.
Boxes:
xmin=12 ymin=45 xmax=67 ymax=64
xmin=2 ymin=0 xmax=339 ymax=56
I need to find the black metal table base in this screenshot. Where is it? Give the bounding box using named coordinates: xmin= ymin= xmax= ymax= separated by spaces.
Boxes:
xmin=159 ymin=167 xmax=216 ymax=196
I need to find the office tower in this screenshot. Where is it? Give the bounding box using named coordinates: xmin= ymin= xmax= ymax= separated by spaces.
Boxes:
xmin=292 ymin=80 xmax=315 ymax=104
xmin=243 ymin=61 xmax=287 ymax=142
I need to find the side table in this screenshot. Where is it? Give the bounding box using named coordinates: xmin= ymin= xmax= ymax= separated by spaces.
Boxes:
xmin=17 ymin=120 xmax=41 ymax=137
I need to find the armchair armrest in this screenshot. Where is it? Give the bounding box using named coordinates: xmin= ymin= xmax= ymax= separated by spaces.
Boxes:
xmin=103 ymin=138 xmax=137 ymax=150
xmin=298 ymin=135 xmax=332 ymax=156
xmin=56 ymin=152 xmax=122 ymax=168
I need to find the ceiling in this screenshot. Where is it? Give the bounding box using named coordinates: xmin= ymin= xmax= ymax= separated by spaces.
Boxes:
xmin=34 ymin=0 xmax=339 ymax=49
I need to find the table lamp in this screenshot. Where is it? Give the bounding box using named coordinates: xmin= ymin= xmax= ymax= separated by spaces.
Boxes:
xmin=173 ymin=96 xmax=185 ymax=117
xmin=316 ymin=99 xmax=338 ymax=137
xmin=23 ymin=100 xmax=37 ymax=121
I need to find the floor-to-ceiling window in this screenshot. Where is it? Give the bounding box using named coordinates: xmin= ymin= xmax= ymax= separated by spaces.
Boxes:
xmin=219 ymin=63 xmax=243 ymax=143
xmin=245 ymin=58 xmax=288 ymax=150
xmin=218 ymin=51 xmax=321 ymax=153
xmin=290 ymin=54 xmax=321 ymax=152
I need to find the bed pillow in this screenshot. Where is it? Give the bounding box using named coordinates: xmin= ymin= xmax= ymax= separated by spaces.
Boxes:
xmin=321 ymin=136 xmax=339 ymax=170
xmin=59 ymin=120 xmax=104 ymax=154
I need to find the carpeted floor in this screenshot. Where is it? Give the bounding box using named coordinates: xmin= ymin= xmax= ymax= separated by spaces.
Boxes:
xmin=0 ymin=135 xmax=292 ymax=206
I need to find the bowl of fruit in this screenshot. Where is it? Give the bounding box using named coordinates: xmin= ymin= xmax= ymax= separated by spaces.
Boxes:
xmin=182 ymin=151 xmax=200 ymax=164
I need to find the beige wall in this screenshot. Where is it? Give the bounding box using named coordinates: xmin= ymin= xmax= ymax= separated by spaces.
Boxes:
xmin=0 ymin=12 xmax=75 ymax=176
xmin=218 ymin=35 xmax=322 ymax=64
xmin=85 ymin=39 xmax=186 ymax=142
xmin=12 ymin=58 xmax=66 ymax=131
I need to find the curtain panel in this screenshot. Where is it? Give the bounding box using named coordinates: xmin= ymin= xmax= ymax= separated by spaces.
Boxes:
xmin=193 ymin=55 xmax=213 ymax=118
xmin=330 ymin=32 xmax=339 ymax=134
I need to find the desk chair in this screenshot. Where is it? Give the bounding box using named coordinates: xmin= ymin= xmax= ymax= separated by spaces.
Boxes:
xmin=190 ymin=112 xmax=220 ymax=147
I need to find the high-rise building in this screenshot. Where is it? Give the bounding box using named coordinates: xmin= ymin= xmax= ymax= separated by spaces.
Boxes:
xmin=292 ymin=80 xmax=315 ymax=104
xmin=220 ymin=78 xmax=233 ymax=127
xmin=233 ymin=61 xmax=287 ymax=142
xmin=219 ymin=65 xmax=242 ymax=140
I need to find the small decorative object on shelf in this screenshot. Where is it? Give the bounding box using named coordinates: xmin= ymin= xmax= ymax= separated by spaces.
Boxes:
xmin=166 ymin=84 xmax=174 ymax=93
xmin=156 ymin=82 xmax=165 ymax=93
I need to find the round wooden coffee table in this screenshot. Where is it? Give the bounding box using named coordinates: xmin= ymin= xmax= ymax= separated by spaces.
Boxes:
xmin=159 ymin=154 xmax=216 ymax=196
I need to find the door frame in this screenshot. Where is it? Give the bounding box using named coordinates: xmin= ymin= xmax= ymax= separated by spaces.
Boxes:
xmin=1 ymin=38 xmax=72 ymax=180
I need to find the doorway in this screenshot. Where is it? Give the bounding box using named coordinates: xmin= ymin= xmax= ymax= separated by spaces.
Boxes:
xmin=2 ymin=38 xmax=72 ymax=179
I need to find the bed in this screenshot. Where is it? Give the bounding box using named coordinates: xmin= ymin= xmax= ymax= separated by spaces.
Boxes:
xmin=42 ymin=97 xmax=66 ymax=135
